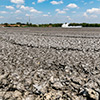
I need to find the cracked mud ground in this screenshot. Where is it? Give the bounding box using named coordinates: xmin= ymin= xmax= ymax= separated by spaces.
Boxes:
xmin=0 ymin=27 xmax=100 ymax=100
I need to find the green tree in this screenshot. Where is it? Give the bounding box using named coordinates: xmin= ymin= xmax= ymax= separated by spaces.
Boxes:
xmin=4 ymin=23 xmax=9 ymax=27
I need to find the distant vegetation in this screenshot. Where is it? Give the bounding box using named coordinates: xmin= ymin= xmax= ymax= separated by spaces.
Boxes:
xmin=1 ymin=22 xmax=100 ymax=27
xmin=69 ymin=23 xmax=100 ymax=27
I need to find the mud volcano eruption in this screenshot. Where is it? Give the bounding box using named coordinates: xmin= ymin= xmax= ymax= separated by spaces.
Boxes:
xmin=0 ymin=27 xmax=100 ymax=100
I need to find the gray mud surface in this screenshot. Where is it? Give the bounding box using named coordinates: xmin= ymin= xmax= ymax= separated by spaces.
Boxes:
xmin=0 ymin=27 xmax=100 ymax=100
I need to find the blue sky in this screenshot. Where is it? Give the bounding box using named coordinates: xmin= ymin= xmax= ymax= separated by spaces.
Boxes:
xmin=0 ymin=0 xmax=100 ymax=24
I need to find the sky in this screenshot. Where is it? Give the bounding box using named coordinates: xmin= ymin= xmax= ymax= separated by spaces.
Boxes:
xmin=0 ymin=0 xmax=100 ymax=24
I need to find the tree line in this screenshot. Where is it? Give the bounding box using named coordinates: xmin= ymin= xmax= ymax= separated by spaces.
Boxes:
xmin=1 ymin=22 xmax=100 ymax=27
xmin=69 ymin=23 xmax=100 ymax=27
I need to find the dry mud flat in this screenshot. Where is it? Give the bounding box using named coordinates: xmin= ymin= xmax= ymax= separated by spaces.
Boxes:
xmin=0 ymin=27 xmax=100 ymax=100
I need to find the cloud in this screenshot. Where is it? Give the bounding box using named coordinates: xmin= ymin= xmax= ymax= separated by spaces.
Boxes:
xmin=15 ymin=10 xmax=22 ymax=13
xmin=43 ymin=12 xmax=51 ymax=17
xmin=86 ymin=8 xmax=100 ymax=14
xmin=32 ymin=2 xmax=35 ymax=5
xmin=50 ymin=0 xmax=63 ymax=5
xmin=25 ymin=14 xmax=30 ymax=16
xmin=0 ymin=11 xmax=7 ymax=13
xmin=66 ymin=16 xmax=71 ymax=20
xmin=83 ymin=12 xmax=88 ymax=17
xmin=83 ymin=8 xmax=100 ymax=18
xmin=20 ymin=5 xmax=42 ymax=13
xmin=55 ymin=9 xmax=66 ymax=14
xmin=89 ymin=1 xmax=94 ymax=4
xmin=20 ymin=5 xmax=31 ymax=10
xmin=6 ymin=6 xmax=14 ymax=10
xmin=38 ymin=0 xmax=46 ymax=3
xmin=0 ymin=16 xmax=4 ymax=18
xmin=83 ymin=14 xmax=98 ymax=18
xmin=43 ymin=14 xmax=49 ymax=17
xmin=30 ymin=9 xmax=42 ymax=13
xmin=48 ymin=12 xmax=50 ymax=14
xmin=67 ymin=3 xmax=78 ymax=8
xmin=10 ymin=0 xmax=24 ymax=4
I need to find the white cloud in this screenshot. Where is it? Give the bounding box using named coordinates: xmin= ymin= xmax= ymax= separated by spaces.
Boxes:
xmin=15 ymin=10 xmax=22 ymax=13
xmin=25 ymin=14 xmax=30 ymax=16
xmin=10 ymin=0 xmax=24 ymax=4
xmin=30 ymin=9 xmax=42 ymax=13
xmin=6 ymin=6 xmax=14 ymax=10
xmin=43 ymin=14 xmax=49 ymax=17
xmin=86 ymin=8 xmax=100 ymax=14
xmin=50 ymin=0 xmax=63 ymax=5
xmin=38 ymin=0 xmax=46 ymax=3
xmin=55 ymin=9 xmax=66 ymax=14
xmin=43 ymin=12 xmax=51 ymax=17
xmin=0 ymin=11 xmax=7 ymax=13
xmin=83 ymin=12 xmax=88 ymax=17
xmin=0 ymin=16 xmax=4 ymax=18
xmin=83 ymin=8 xmax=100 ymax=18
xmin=90 ymin=1 xmax=94 ymax=4
xmin=48 ymin=12 xmax=50 ymax=14
xmin=67 ymin=3 xmax=78 ymax=8
xmin=20 ymin=5 xmax=31 ymax=10
xmin=66 ymin=16 xmax=71 ymax=20
xmin=20 ymin=5 xmax=42 ymax=13
xmin=32 ymin=2 xmax=35 ymax=5
xmin=84 ymin=14 xmax=98 ymax=18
